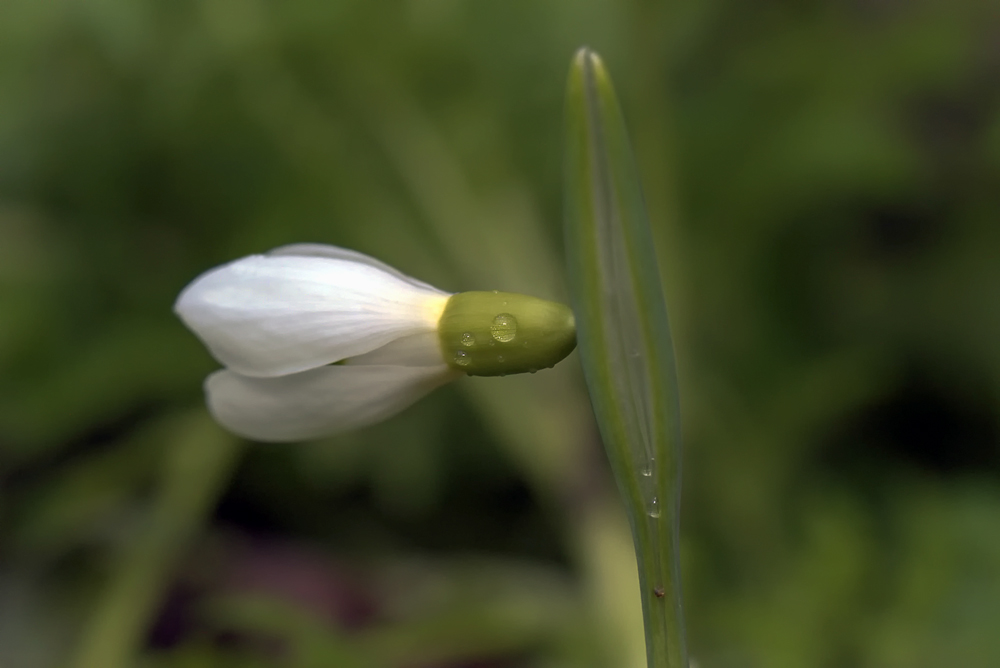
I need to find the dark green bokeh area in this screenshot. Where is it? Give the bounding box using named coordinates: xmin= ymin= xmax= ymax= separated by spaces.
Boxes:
xmin=2 ymin=1 xmax=1000 ymax=667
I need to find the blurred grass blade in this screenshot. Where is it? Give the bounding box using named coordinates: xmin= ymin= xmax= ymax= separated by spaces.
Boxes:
xmin=70 ymin=413 xmax=240 ymax=668
xmin=563 ymin=48 xmax=688 ymax=668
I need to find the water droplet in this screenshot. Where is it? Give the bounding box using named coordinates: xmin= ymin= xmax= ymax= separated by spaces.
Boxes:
xmin=454 ymin=350 xmax=470 ymax=366
xmin=497 ymin=355 xmax=505 ymax=363
xmin=648 ymin=496 xmax=661 ymax=519
xmin=490 ymin=313 xmax=517 ymax=343
xmin=460 ymin=332 xmax=475 ymax=347
xmin=492 ymin=290 xmax=499 ymax=294
xmin=528 ymin=368 xmax=537 ymax=374
xmin=641 ymin=467 xmax=653 ymax=477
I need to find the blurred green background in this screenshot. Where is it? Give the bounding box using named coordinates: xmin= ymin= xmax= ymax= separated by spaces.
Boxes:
xmin=2 ymin=1 xmax=1000 ymax=667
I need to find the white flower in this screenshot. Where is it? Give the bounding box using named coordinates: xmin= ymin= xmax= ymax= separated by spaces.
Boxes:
xmin=175 ymin=243 xmax=577 ymax=443
xmin=174 ymin=243 xmax=458 ymax=442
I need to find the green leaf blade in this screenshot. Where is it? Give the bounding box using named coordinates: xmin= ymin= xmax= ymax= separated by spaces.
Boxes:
xmin=563 ymin=47 xmax=688 ymax=668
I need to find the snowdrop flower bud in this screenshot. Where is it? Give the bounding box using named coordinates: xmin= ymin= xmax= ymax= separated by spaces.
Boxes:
xmin=175 ymin=243 xmax=576 ymax=442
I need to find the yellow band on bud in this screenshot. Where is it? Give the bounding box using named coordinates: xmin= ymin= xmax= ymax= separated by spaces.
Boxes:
xmin=437 ymin=291 xmax=577 ymax=377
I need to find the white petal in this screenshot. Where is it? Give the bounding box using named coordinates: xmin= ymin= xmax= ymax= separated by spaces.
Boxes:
xmin=205 ymin=364 xmax=459 ymax=442
xmin=175 ymin=253 xmax=450 ymax=377
xmin=344 ymin=331 xmax=443 ymax=366
xmin=269 ymin=243 xmax=446 ymax=295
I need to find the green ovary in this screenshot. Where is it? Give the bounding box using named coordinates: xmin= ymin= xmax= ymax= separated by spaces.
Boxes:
xmin=437 ymin=291 xmax=577 ymax=376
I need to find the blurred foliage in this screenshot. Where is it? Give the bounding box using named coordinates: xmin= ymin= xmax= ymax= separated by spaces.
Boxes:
xmin=1 ymin=0 xmax=999 ymax=667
